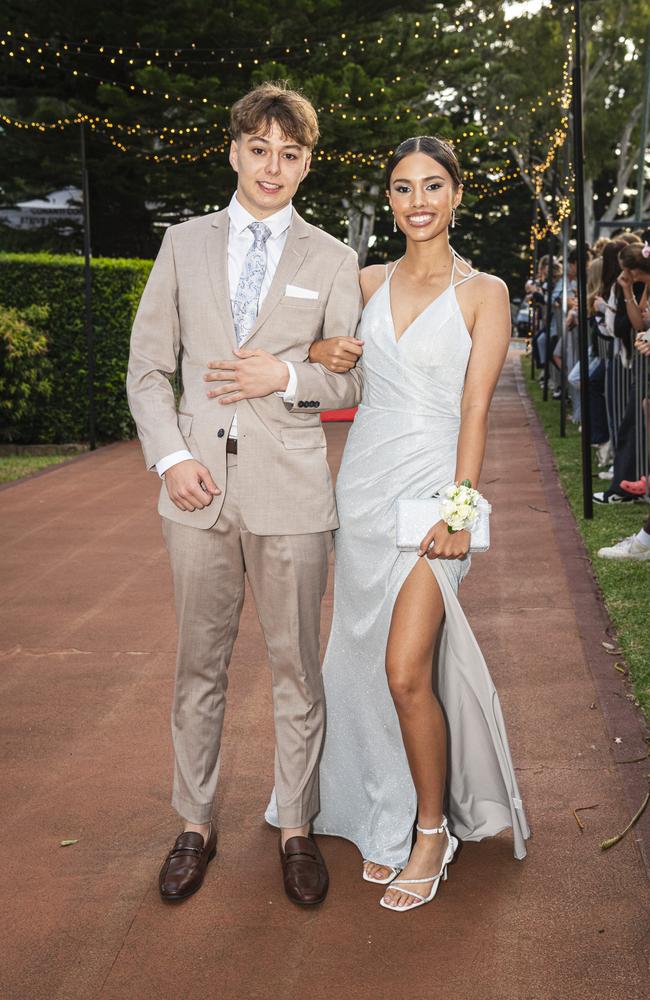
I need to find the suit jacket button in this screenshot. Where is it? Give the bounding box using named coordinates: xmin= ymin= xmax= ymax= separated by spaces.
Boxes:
xmin=314 ymin=401 xmax=320 ymax=407
xmin=217 ymin=428 xmax=225 ymax=438
xmin=298 ymin=401 xmax=304 ymax=408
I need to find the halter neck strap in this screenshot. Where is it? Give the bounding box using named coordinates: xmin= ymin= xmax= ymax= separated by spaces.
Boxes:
xmin=386 ymin=258 xmax=403 ymax=284
xmin=450 ymin=247 xmax=479 ymax=287
xmin=448 ymin=251 xmax=457 ymax=288
xmin=385 ymin=249 xmax=477 ymax=288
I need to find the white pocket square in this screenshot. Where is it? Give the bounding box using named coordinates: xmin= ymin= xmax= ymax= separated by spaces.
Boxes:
xmin=285 ymin=284 xmax=319 ymax=300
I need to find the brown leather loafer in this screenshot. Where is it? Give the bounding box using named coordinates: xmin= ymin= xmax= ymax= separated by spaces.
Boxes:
xmin=159 ymin=824 xmax=217 ymax=902
xmin=279 ymin=835 xmax=329 ymax=906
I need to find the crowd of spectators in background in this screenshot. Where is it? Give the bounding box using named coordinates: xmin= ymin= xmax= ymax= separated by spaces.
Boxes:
xmin=517 ymin=229 xmax=650 ymax=562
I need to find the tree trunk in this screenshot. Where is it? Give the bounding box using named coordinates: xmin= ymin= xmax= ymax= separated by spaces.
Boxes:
xmin=344 ymin=183 xmax=379 ymax=267
xmin=511 ymin=144 xmax=550 ymax=222
xmin=599 ymin=103 xmax=643 ymax=225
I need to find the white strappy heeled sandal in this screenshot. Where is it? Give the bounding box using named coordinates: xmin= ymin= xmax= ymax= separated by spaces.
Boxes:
xmin=362 ymin=861 xmax=402 ymax=885
xmin=379 ymin=817 xmax=458 ymax=912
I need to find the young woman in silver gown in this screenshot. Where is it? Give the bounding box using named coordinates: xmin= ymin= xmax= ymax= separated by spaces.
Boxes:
xmin=268 ymin=136 xmax=530 ymax=911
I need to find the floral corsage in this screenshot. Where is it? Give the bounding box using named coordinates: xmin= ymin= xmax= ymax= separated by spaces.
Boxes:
xmin=439 ymin=479 xmax=482 ymax=534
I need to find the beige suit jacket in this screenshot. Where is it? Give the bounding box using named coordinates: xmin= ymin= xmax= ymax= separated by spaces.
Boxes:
xmin=127 ymin=208 xmax=363 ymax=534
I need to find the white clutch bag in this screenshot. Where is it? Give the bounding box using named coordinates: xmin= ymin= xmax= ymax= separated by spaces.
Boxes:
xmin=396 ymin=496 xmax=492 ymax=553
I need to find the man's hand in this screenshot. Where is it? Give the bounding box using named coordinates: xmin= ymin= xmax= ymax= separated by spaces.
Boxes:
xmin=204 ymin=349 xmax=289 ymax=404
xmin=309 ymin=336 xmax=364 ymax=373
xmin=164 ymin=459 xmax=220 ymax=511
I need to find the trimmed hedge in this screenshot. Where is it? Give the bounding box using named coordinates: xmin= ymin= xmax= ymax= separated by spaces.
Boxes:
xmin=0 ymin=304 xmax=52 ymax=442
xmin=0 ymin=252 xmax=152 ymax=443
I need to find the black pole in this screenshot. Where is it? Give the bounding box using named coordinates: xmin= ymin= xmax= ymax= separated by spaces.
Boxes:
xmin=542 ymin=232 xmax=554 ymax=401
xmin=80 ymin=121 xmax=96 ymax=451
xmin=531 ymin=186 xmax=539 ymax=379
xmin=542 ymin=159 xmax=558 ymax=402
xmin=559 ymin=224 xmax=568 ymax=439
xmin=559 ymin=138 xmax=571 ymax=439
xmin=572 ymin=0 xmax=593 ymax=519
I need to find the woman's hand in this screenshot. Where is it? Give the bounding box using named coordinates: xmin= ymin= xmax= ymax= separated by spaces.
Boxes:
xmin=418 ymin=520 xmax=470 ymax=560
xmin=617 ymin=269 xmax=633 ymax=291
xmin=308 ymin=336 xmax=364 ymax=372
xmin=634 ymin=333 xmax=650 ymax=357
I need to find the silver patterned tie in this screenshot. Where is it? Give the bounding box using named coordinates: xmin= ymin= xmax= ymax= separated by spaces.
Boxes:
xmin=232 ymin=221 xmax=272 ymax=345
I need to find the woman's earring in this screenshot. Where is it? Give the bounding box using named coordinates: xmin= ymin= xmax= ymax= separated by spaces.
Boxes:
xmin=393 ymin=215 xmax=397 ymax=233
xmin=451 ymin=208 xmax=456 ymax=229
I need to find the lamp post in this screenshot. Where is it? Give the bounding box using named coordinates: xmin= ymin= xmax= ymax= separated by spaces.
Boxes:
xmin=542 ymin=155 xmax=558 ymax=403
xmin=80 ymin=120 xmax=96 ymax=451
xmin=530 ymin=198 xmax=538 ymax=378
xmin=571 ymin=0 xmax=593 ymax=518
xmin=560 ymin=136 xmax=571 ymax=439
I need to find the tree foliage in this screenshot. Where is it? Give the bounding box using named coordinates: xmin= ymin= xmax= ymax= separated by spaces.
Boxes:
xmin=478 ymin=1 xmax=650 ymax=239
xmin=0 ymin=1 xmax=529 ymax=281
xmin=0 ymin=302 xmax=51 ymax=440
xmin=1 ymin=0 xmax=648 ymax=287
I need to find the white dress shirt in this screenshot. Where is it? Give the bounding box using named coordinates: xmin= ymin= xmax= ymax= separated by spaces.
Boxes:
xmin=156 ymin=192 xmax=298 ymax=477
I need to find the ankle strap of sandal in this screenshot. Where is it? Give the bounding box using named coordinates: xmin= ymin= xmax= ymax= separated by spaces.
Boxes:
xmin=416 ymin=817 xmax=448 ymax=835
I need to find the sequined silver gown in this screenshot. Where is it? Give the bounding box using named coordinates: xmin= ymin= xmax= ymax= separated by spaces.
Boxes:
xmin=267 ymin=251 xmax=530 ymax=865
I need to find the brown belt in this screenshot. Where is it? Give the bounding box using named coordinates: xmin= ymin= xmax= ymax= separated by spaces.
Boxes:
xmin=226 ymin=437 xmax=238 ymax=455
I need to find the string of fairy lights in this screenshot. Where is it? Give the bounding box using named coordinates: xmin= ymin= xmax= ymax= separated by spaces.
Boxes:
xmin=0 ymin=9 xmax=578 ymax=217
xmin=1 ymin=24 xmax=553 ymax=129
xmin=0 ymin=103 xmax=557 ymax=201
xmin=526 ymin=24 xmax=575 ymax=263
xmin=0 ymin=106 xmax=524 ymax=199
xmin=0 ymin=8 xmax=570 ymax=130
xmin=0 ymin=95 xmax=571 ymax=201
xmin=1 ymin=10 xmax=506 ymax=71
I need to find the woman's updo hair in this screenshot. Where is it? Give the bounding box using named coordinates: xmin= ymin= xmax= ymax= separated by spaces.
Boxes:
xmin=619 ymin=243 xmax=650 ymax=275
xmin=385 ymin=136 xmax=462 ymax=191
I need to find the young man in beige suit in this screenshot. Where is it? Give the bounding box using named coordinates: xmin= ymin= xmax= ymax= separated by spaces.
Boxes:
xmin=127 ymin=82 xmax=363 ymax=906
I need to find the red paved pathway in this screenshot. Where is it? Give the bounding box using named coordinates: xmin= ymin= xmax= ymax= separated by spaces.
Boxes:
xmin=1 ymin=355 xmax=648 ymax=1000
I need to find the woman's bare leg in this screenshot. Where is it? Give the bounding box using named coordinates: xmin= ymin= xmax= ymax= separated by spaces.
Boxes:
xmin=374 ymin=558 xmax=451 ymax=907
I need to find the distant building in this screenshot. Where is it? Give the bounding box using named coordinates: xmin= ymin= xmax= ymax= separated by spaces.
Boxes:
xmin=0 ymin=186 xmax=82 ymax=230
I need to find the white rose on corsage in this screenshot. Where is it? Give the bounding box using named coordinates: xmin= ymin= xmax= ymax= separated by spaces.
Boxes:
xmin=439 ymin=479 xmax=481 ymax=534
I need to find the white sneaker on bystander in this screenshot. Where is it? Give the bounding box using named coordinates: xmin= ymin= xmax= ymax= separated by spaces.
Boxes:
xmin=597 ymin=536 xmax=650 ymax=561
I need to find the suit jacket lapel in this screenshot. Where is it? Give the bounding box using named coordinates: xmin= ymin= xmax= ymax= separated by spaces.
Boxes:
xmin=242 ymin=209 xmax=310 ymax=346
xmin=206 ymin=210 xmax=236 ymax=346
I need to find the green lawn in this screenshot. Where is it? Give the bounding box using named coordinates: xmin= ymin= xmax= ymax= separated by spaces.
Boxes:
xmin=521 ymin=358 xmax=649 ymax=720
xmin=0 ymin=454 xmax=78 ymax=484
